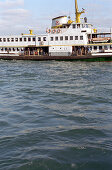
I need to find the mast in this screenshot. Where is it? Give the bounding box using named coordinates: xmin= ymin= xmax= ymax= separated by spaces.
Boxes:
xmin=75 ymin=0 xmax=85 ymax=23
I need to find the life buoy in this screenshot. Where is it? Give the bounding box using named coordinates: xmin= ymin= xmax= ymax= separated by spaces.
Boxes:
xmin=48 ymin=29 xmax=51 ymax=33
xmin=52 ymin=29 xmax=56 ymax=34
xmin=57 ymin=29 xmax=61 ymax=33
xmin=46 ymin=29 xmax=51 ymax=33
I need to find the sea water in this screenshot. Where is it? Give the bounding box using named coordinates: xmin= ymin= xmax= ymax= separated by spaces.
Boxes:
xmin=0 ymin=60 xmax=112 ymax=170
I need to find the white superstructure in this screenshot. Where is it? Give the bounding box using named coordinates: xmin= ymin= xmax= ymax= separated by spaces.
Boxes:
xmin=0 ymin=22 xmax=94 ymax=56
xmin=0 ymin=0 xmax=112 ymax=57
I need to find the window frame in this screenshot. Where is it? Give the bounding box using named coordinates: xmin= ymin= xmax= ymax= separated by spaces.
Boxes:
xmin=7 ymin=38 xmax=10 ymax=42
xmin=65 ymin=36 xmax=68 ymax=40
xmin=24 ymin=38 xmax=27 ymax=42
xmin=15 ymin=38 xmax=18 ymax=42
xmin=75 ymin=36 xmax=78 ymax=40
xmin=11 ymin=38 xmax=14 ymax=42
xmin=80 ymin=36 xmax=83 ymax=40
xmin=3 ymin=38 xmax=6 ymax=42
xmin=38 ymin=37 xmax=41 ymax=41
xmin=19 ymin=38 xmax=22 ymax=42
xmin=99 ymin=46 xmax=102 ymax=50
xmin=70 ymin=36 xmax=73 ymax=40
xmin=55 ymin=36 xmax=58 ymax=41
xmin=43 ymin=37 xmax=46 ymax=41
xmin=28 ymin=37 xmax=31 ymax=42
xmin=73 ymin=24 xmax=76 ymax=29
xmin=60 ymin=36 xmax=63 ymax=41
xmin=50 ymin=37 xmax=53 ymax=41
xmin=33 ymin=37 xmax=35 ymax=42
xmin=94 ymin=46 xmax=97 ymax=50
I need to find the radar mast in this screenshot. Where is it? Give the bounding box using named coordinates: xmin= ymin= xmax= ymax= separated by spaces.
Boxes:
xmin=75 ymin=0 xmax=85 ymax=23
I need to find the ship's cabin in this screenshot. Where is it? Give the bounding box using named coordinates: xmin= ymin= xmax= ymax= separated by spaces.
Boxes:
xmin=88 ymin=32 xmax=112 ymax=43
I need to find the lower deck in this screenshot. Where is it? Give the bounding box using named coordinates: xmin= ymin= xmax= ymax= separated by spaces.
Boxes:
xmin=0 ymin=44 xmax=112 ymax=59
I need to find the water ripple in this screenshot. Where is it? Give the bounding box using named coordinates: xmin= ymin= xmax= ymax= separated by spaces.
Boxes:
xmin=0 ymin=61 xmax=112 ymax=170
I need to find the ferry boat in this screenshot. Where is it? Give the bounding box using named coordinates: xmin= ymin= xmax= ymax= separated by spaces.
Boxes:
xmin=0 ymin=0 xmax=112 ymax=61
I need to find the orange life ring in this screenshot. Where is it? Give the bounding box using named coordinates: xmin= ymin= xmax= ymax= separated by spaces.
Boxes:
xmin=52 ymin=29 xmax=56 ymax=34
xmin=57 ymin=29 xmax=61 ymax=33
xmin=48 ymin=29 xmax=51 ymax=33
xmin=46 ymin=29 xmax=51 ymax=33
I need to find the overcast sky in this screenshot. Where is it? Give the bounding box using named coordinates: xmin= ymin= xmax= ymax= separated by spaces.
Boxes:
xmin=0 ymin=0 xmax=112 ymax=35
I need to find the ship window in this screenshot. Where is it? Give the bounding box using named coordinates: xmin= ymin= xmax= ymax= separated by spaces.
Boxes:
xmin=65 ymin=36 xmax=68 ymax=40
xmin=110 ymin=45 xmax=112 ymax=49
xmin=75 ymin=36 xmax=78 ymax=40
xmin=55 ymin=37 xmax=58 ymax=41
xmin=50 ymin=37 xmax=53 ymax=41
xmin=82 ymin=24 xmax=85 ymax=28
xmin=0 ymin=38 xmax=2 ymax=42
xmin=33 ymin=37 xmax=35 ymax=41
xmin=94 ymin=46 xmax=97 ymax=50
xmin=38 ymin=37 xmax=41 ymax=41
xmin=1 ymin=48 xmax=3 ymax=51
xmin=60 ymin=36 xmax=63 ymax=41
xmin=11 ymin=38 xmax=14 ymax=42
xmin=24 ymin=38 xmax=27 ymax=42
xmin=17 ymin=48 xmax=20 ymax=51
xmin=43 ymin=37 xmax=46 ymax=41
xmin=70 ymin=36 xmax=73 ymax=40
xmin=77 ymin=24 xmax=80 ymax=28
xmin=7 ymin=48 xmax=10 ymax=52
xmin=99 ymin=46 xmax=102 ymax=50
xmin=15 ymin=38 xmax=18 ymax=42
xmin=3 ymin=38 xmax=6 ymax=42
xmin=7 ymin=38 xmax=10 ymax=42
xmin=90 ymin=46 xmax=92 ymax=50
xmin=28 ymin=38 xmax=31 ymax=41
xmin=104 ymin=46 xmax=108 ymax=50
xmin=13 ymin=48 xmax=15 ymax=51
xmin=9 ymin=48 xmax=11 ymax=51
xmin=73 ymin=24 xmax=76 ymax=29
xmin=20 ymin=38 xmax=22 ymax=42
xmin=80 ymin=36 xmax=83 ymax=40
xmin=5 ymin=48 xmax=7 ymax=51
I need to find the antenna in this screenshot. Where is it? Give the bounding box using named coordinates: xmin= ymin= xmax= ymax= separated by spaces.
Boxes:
xmin=75 ymin=0 xmax=85 ymax=23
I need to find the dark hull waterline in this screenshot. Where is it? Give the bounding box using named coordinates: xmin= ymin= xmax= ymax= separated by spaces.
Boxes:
xmin=0 ymin=54 xmax=112 ymax=62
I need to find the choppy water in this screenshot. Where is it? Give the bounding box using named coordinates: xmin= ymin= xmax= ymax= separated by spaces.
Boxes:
xmin=0 ymin=60 xmax=112 ymax=170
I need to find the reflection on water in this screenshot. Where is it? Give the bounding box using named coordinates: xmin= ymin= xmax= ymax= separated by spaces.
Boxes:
xmin=0 ymin=60 xmax=112 ymax=170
